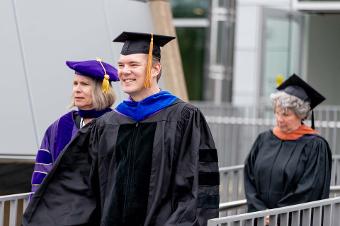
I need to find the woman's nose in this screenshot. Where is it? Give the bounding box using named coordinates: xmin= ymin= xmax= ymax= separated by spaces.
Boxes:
xmin=277 ymin=115 xmax=284 ymax=122
xmin=73 ymin=85 xmax=81 ymax=92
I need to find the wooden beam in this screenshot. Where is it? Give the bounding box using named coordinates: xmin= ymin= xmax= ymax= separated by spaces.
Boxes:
xmin=148 ymin=0 xmax=188 ymax=101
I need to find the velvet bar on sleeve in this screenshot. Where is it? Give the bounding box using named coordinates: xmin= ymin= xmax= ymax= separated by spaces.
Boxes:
xmin=22 ymin=99 xmax=219 ymax=226
xmin=31 ymin=111 xmax=78 ymax=193
xmin=244 ymin=130 xmax=332 ymax=212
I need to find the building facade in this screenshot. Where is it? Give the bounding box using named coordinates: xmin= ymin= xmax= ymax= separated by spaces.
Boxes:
xmin=171 ymin=0 xmax=340 ymax=106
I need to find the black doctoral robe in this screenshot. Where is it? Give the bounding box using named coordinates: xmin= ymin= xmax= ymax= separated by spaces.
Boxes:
xmin=22 ymin=100 xmax=219 ymax=226
xmin=244 ymin=130 xmax=332 ymax=212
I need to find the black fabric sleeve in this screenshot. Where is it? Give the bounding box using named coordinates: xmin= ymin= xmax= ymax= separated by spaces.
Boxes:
xmin=244 ymin=134 xmax=268 ymax=212
xmin=277 ymin=138 xmax=332 ymax=207
xmin=22 ymin=122 xmax=99 ymax=226
xmin=164 ymin=105 xmax=219 ymax=226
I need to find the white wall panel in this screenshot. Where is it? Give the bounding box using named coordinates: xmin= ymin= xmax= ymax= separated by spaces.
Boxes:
xmin=0 ymin=0 xmax=153 ymax=156
xmin=0 ymin=0 xmax=38 ymax=156
xmin=233 ymin=51 xmax=259 ymax=105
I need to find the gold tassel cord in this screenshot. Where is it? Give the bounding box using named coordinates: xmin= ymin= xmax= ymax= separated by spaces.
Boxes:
xmin=102 ymin=74 xmax=110 ymax=94
xmin=276 ymin=74 xmax=285 ymax=87
xmin=144 ymin=33 xmax=154 ymax=89
xmin=96 ymin=58 xmax=111 ymax=94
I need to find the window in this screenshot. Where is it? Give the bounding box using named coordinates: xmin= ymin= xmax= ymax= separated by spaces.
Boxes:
xmin=171 ymin=0 xmax=209 ymax=100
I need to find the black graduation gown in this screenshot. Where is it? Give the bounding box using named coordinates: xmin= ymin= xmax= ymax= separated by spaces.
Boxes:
xmin=22 ymin=100 xmax=219 ymax=226
xmin=244 ymin=130 xmax=332 ymax=212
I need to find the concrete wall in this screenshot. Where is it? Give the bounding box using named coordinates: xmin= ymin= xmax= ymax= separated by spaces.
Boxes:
xmin=306 ymin=14 xmax=340 ymax=105
xmin=232 ymin=0 xmax=340 ymax=107
xmin=0 ymin=0 xmax=154 ymax=157
xmin=232 ymin=0 xmax=291 ymax=106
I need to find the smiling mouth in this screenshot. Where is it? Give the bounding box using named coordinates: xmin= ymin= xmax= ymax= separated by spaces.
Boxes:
xmin=123 ymin=78 xmax=136 ymax=83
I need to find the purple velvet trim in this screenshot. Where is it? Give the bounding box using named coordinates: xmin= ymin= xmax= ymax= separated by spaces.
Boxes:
xmin=31 ymin=172 xmax=47 ymax=184
xmin=35 ymin=150 xmax=52 ymax=164
xmin=51 ymin=109 xmax=112 ymax=161
xmin=53 ymin=111 xmax=78 ymax=162
xmin=34 ymin=163 xmax=52 ymax=173
xmin=66 ymin=60 xmax=119 ymax=81
xmin=31 ymin=186 xmax=38 ymax=193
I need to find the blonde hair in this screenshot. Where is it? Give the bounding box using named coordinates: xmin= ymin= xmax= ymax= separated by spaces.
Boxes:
xmin=91 ymin=79 xmax=116 ymax=110
xmin=70 ymin=77 xmax=116 ymax=110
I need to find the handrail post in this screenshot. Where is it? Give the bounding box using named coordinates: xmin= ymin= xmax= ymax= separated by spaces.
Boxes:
xmin=0 ymin=201 xmax=4 ymax=226
xmin=9 ymin=199 xmax=18 ymax=226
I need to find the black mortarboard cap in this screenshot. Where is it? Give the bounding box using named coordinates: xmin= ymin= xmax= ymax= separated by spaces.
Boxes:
xmin=277 ymin=74 xmax=325 ymax=110
xmin=112 ymin=31 xmax=175 ymax=59
xmin=277 ymin=74 xmax=325 ymax=129
xmin=113 ymin=31 xmax=175 ymax=88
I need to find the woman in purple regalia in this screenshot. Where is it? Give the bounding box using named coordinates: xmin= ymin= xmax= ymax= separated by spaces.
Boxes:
xmin=31 ymin=58 xmax=119 ymax=193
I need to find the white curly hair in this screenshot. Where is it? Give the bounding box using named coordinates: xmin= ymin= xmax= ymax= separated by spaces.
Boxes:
xmin=270 ymin=91 xmax=311 ymax=120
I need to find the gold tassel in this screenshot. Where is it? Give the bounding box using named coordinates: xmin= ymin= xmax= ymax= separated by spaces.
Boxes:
xmin=102 ymin=74 xmax=111 ymax=94
xmin=275 ymin=74 xmax=285 ymax=87
xmin=144 ymin=33 xmax=154 ymax=88
xmin=96 ymin=58 xmax=111 ymax=94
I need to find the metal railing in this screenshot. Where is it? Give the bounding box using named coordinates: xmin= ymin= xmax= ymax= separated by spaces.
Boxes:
xmin=219 ymin=155 xmax=340 ymax=203
xmin=3 ymin=155 xmax=340 ymax=225
xmin=2 ymin=186 xmax=340 ymax=225
xmin=218 ymin=157 xmax=340 ymax=217
xmin=218 ymin=186 xmax=340 ymax=217
xmin=192 ymin=102 xmax=340 ymax=167
xmin=0 ymin=192 xmax=30 ymax=226
xmin=193 ymin=102 xmax=340 ymax=121
xmin=220 ymin=165 xmax=245 ymax=203
xmin=210 ymin=196 xmax=340 ymax=226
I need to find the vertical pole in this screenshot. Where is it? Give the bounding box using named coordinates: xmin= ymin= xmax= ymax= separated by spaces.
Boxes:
xmin=207 ymin=0 xmax=236 ymax=104
xmin=148 ymin=0 xmax=188 ymax=101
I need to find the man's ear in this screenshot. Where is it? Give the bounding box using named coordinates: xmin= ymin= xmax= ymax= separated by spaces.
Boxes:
xmin=151 ymin=62 xmax=161 ymax=78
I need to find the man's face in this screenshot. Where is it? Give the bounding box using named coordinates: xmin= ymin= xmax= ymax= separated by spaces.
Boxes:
xmin=117 ymin=53 xmax=149 ymax=99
